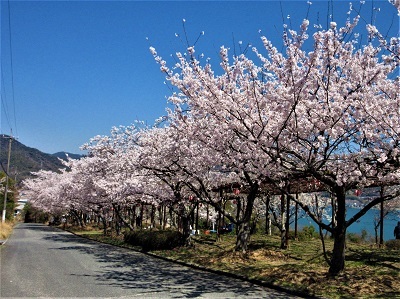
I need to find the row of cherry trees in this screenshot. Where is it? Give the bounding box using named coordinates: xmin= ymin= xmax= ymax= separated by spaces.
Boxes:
xmin=24 ymin=2 xmax=399 ymax=276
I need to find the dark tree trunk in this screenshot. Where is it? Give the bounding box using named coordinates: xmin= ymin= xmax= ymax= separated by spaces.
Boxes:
xmin=158 ymin=206 xmax=162 ymax=228
xmin=206 ymin=204 xmax=209 ymax=229
xmin=329 ymin=226 xmax=346 ymax=275
xmin=179 ymin=205 xmax=196 ymax=247
xmin=195 ymin=202 xmax=199 ymax=234
xmin=294 ymin=195 xmax=299 ymax=240
xmin=216 ymin=201 xmax=222 ymax=241
xmin=190 ymin=205 xmax=195 ymax=230
xmin=236 ymin=197 xmax=242 ymax=235
xmin=168 ymin=207 xmax=174 ymax=228
xmin=285 ymin=194 xmax=290 ymax=248
xmin=234 ymin=181 xmax=258 ymax=253
xmin=71 ymin=209 xmax=85 ymax=228
xmin=235 ymin=221 xmax=251 ymax=253
xmin=374 ymin=220 xmax=379 ymax=245
xmin=113 ymin=204 xmax=134 ymax=231
xmin=139 ymin=203 xmax=144 ymax=228
xmin=163 ymin=205 xmax=167 ymax=230
xmin=101 ymin=215 xmax=107 ymax=235
xmin=151 ymin=205 xmax=156 ymax=229
xmin=265 ymin=195 xmax=271 ymax=235
xmin=181 ymin=215 xmax=191 ymax=241
xmin=280 ymin=193 xmax=287 ymax=249
xmin=329 ymin=186 xmax=347 ymax=276
xmin=131 ymin=206 xmax=137 ymax=229
xmin=216 ymin=189 xmax=223 ymax=241
xmin=115 ymin=205 xmax=121 ymax=235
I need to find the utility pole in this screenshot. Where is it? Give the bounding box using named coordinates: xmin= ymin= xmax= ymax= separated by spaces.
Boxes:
xmin=2 ymin=136 xmax=12 ymax=223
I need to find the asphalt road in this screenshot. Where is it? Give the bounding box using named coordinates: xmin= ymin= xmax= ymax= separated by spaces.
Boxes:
xmin=0 ymin=223 xmax=304 ymax=298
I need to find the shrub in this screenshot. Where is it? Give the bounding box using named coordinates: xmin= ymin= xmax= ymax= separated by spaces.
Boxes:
xmin=124 ymin=230 xmax=184 ymax=251
xmin=296 ymin=225 xmax=319 ymax=241
xmin=361 ymin=229 xmax=368 ymax=241
xmin=347 ymin=233 xmax=361 ymax=243
xmin=385 ymin=239 xmax=400 ymax=250
xmin=347 ymin=230 xmax=371 ymax=244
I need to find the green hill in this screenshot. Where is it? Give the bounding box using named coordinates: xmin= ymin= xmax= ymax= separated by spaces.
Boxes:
xmin=0 ymin=135 xmax=81 ymax=185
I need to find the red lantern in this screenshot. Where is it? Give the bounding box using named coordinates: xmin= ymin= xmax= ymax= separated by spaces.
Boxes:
xmin=233 ymin=188 xmax=240 ymax=195
xmin=355 ymin=189 xmax=362 ymax=196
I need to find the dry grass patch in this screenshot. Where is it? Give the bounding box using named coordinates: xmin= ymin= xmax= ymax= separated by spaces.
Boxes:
xmin=0 ymin=221 xmax=14 ymax=240
xmin=252 ymin=248 xmax=289 ymax=264
xmin=157 ymin=234 xmax=399 ymax=298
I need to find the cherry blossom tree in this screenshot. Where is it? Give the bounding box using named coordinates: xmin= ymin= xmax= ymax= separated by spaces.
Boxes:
xmin=80 ymin=125 xmax=161 ymax=233
xmin=151 ymin=2 xmax=399 ymax=274
xmin=138 ymin=125 xmax=229 ymax=242
xmin=263 ymin=15 xmax=399 ymax=275
xmin=23 ymin=169 xmax=77 ymax=222
xmin=21 ymin=0 xmax=399 ymax=278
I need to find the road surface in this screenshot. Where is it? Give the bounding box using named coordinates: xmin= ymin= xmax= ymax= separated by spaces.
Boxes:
xmin=1 ymin=223 xmax=304 ymax=298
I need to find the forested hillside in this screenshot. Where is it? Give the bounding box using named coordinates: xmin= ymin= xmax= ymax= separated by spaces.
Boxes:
xmin=0 ymin=135 xmax=81 ymax=185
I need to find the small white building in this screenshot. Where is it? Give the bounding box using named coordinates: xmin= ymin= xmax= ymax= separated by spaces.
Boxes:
xmin=14 ymin=198 xmax=28 ymax=216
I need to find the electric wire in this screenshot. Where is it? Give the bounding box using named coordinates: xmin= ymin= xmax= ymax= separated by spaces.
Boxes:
xmin=1 ymin=71 xmax=13 ymax=131
xmin=7 ymin=0 xmax=18 ymax=138
xmin=0 ymin=0 xmax=18 ymax=183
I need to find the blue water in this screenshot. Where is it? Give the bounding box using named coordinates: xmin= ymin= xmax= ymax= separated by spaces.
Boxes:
xmin=293 ymin=207 xmax=400 ymax=241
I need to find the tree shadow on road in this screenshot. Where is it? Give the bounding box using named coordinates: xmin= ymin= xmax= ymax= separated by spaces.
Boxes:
xmin=39 ymin=225 xmax=297 ymax=298
xmin=15 ymin=223 xmax=63 ymax=232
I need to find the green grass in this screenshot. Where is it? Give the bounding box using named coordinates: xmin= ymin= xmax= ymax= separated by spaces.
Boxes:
xmin=71 ymin=228 xmax=126 ymax=246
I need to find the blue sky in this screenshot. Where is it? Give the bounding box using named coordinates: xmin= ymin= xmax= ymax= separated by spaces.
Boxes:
xmin=1 ymin=0 xmax=398 ymax=154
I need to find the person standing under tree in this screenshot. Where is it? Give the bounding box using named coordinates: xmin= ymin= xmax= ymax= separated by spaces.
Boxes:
xmin=394 ymin=222 xmax=400 ymax=240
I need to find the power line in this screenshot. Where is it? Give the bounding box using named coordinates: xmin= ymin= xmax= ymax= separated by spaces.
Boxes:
xmin=1 ymin=0 xmax=18 ymax=137
xmin=1 ymin=71 xmax=13 ymax=131
xmin=0 ymin=135 xmax=12 ymax=177
xmin=7 ymin=0 xmax=18 ymax=137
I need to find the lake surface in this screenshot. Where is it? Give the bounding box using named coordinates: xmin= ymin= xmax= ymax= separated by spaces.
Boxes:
xmin=294 ymin=207 xmax=399 ymax=241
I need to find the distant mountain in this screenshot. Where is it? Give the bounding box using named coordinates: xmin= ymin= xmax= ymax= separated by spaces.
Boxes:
xmin=0 ymin=135 xmax=81 ymax=186
xmin=52 ymin=151 xmax=84 ymax=160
